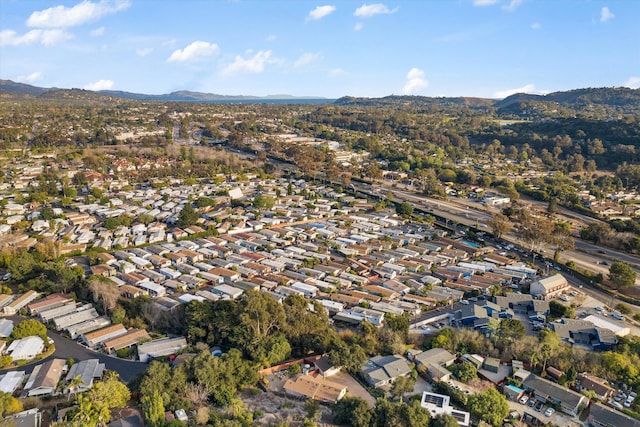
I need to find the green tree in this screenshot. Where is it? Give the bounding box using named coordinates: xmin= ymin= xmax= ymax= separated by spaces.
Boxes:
xmin=73 ymin=373 xmax=130 ymax=425
xmin=396 ymin=202 xmax=413 ymax=217
xmin=304 ymin=399 xmax=321 ymax=421
xmin=332 ymin=396 xmax=371 ymax=427
xmin=329 ymin=343 xmax=368 ymax=373
xmin=496 ymin=318 xmax=526 ymax=343
xmin=0 ymin=355 xmax=12 ymax=368
xmin=390 ymin=375 xmax=416 ymax=402
xmin=609 ymin=261 xmax=637 ymax=289
xmin=451 ymin=362 xmax=477 ymax=383
xmin=373 ymin=398 xmax=430 ymax=427
xmin=0 ymin=391 xmax=23 ymax=417
xmin=489 ymin=213 xmax=512 ymax=239
xmin=177 ymin=203 xmax=199 ymax=228
xmin=430 ymin=414 xmax=460 ymax=427
xmin=142 ymin=389 xmax=165 ymax=427
xmin=40 ymin=206 xmax=56 ymax=220
xmin=579 ymin=222 xmax=610 ymax=244
xmin=466 ymin=387 xmax=509 ymax=426
xmin=11 ymin=318 xmax=47 ymax=342
xmin=253 ymin=194 xmax=276 ymax=210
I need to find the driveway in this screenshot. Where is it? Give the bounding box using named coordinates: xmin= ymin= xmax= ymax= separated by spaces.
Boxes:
xmin=0 ymin=315 xmax=148 ymax=383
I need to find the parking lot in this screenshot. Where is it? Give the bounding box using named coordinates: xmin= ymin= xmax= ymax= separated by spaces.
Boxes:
xmin=507 ymin=397 xmax=582 ymax=427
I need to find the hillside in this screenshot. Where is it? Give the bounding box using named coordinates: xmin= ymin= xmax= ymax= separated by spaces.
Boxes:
xmin=0 ymin=80 xmax=328 ymax=104
xmin=495 ymin=87 xmax=640 ymax=118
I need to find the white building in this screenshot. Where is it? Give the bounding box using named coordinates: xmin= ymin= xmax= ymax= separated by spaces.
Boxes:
xmin=7 ymin=336 xmax=45 ymax=361
xmin=420 ymin=392 xmax=470 ymax=426
xmin=138 ymin=337 xmax=188 ymax=363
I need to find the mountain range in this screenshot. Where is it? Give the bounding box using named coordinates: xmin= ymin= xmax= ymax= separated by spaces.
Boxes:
xmin=0 ymin=79 xmax=330 ymax=103
xmin=1 ymin=79 xmax=639 ymax=115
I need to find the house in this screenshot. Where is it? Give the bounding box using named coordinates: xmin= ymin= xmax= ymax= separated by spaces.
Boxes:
xmin=550 ymin=318 xmax=619 ymax=350
xmin=82 ymin=324 xmax=127 ymax=348
xmin=138 ymin=337 xmax=188 ymax=363
xmin=27 ymin=293 xmax=72 ymax=315
xmin=0 ymin=371 xmax=26 ymax=394
xmin=53 ymin=307 xmax=99 ymax=331
xmin=309 ymin=354 xmax=342 ymax=378
xmin=420 ymin=392 xmax=470 ymax=426
xmin=2 ymin=409 xmax=42 ymax=427
xmin=6 ymin=336 xmax=45 ymax=361
xmin=103 ymin=328 xmax=150 ymax=354
xmin=410 ymin=348 xmax=456 ymax=382
xmin=65 ymin=358 xmax=105 ymax=393
xmin=576 ymin=372 xmax=614 ymax=401
xmin=483 ymin=357 xmax=500 ymax=373
xmin=283 ymin=374 xmax=347 ymax=403
xmin=0 ymin=318 xmax=13 ymax=338
xmin=360 ymin=355 xmax=412 ymax=388
xmin=3 ymin=290 xmax=40 ymax=314
xmin=493 ymin=294 xmax=549 ymax=317
xmin=522 ymin=374 xmax=587 ymax=416
xmin=588 ymin=402 xmax=640 ymax=427
xmin=25 ymin=358 xmax=66 ymax=396
xmin=530 ymin=274 xmax=570 ymax=300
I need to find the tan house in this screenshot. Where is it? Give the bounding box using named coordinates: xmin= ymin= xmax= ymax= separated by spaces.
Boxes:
xmin=284 ymin=374 xmax=347 ymax=403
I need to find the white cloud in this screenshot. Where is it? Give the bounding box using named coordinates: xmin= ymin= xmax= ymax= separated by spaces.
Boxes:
xmin=84 ymin=79 xmax=114 ymax=91
xmin=167 ymin=41 xmax=219 ymax=63
xmin=328 ymin=68 xmax=347 ymax=77
xmin=222 ymin=50 xmax=273 ymax=76
xmin=266 ymin=34 xmax=277 ymax=42
xmin=136 ymin=47 xmax=153 ymax=57
xmin=402 ymin=68 xmax=428 ymax=95
xmin=531 ymin=22 xmax=541 ymax=29
xmin=306 ymin=5 xmax=336 ymax=22
xmin=0 ymin=29 xmax=73 ymax=46
xmin=624 ymin=76 xmax=640 ymax=89
xmin=502 ymin=0 xmax=524 ymax=12
xmin=600 ymin=6 xmax=614 ymax=22
xmin=16 ymin=72 xmax=43 ymax=83
xmin=27 ymin=0 xmax=131 ymax=28
xmin=354 ymin=3 xmax=398 ymax=18
xmin=472 ymin=0 xmax=500 ymax=6
xmin=354 ymin=22 xmax=364 ymax=31
xmin=90 ymin=26 xmax=104 ymax=36
xmin=493 ymin=84 xmax=549 ymax=98
xmin=294 ymin=52 xmax=322 ymax=68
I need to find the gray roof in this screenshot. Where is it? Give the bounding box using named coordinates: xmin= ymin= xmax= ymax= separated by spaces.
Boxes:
xmin=361 ymin=355 xmax=411 ymax=385
xmin=414 ymin=348 xmax=456 ymax=367
xmin=589 ymin=402 xmax=640 ymax=427
xmin=523 ymin=375 xmax=585 ymax=411
xmin=65 ymin=358 xmax=105 ymax=389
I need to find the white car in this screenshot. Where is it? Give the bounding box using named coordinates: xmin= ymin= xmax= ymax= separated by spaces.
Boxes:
xmin=544 ymin=407 xmax=555 ymax=417
xmin=519 ymin=395 xmax=529 ymax=405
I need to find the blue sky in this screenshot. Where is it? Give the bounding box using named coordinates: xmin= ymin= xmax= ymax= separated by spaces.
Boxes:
xmin=1 ymin=0 xmax=639 ymax=98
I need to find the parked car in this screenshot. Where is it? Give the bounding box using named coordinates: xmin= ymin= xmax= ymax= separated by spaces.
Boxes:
xmin=544 ymin=407 xmax=555 ymax=417
xmin=519 ymin=395 xmax=529 ymax=405
xmin=535 ymin=401 xmax=544 ymax=412
xmin=527 ymin=399 xmax=536 ymax=408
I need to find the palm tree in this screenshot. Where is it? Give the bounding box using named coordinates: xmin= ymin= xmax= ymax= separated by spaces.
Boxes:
xmin=67 ymin=374 xmax=84 ymax=401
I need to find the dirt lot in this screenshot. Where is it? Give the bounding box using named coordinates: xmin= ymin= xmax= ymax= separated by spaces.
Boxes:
xmin=241 ymin=389 xmax=335 ymax=426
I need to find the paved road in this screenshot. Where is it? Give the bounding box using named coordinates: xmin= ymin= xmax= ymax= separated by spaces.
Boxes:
xmin=0 ymin=316 xmax=148 ymax=383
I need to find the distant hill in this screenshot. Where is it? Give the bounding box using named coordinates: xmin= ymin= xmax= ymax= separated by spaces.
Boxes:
xmin=495 ymin=87 xmax=640 ymax=117
xmin=334 ymin=95 xmax=495 ymax=109
xmin=0 ymin=79 xmax=331 ymax=103
xmin=0 ymin=79 xmax=56 ymax=95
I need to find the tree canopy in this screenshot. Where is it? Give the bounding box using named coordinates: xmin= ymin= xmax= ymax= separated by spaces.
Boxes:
xmin=609 ymin=261 xmax=637 ymax=289
xmin=466 ymin=387 xmax=509 ymax=426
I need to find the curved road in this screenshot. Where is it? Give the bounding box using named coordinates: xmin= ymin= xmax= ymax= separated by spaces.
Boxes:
xmin=0 ymin=316 xmax=148 ymax=383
